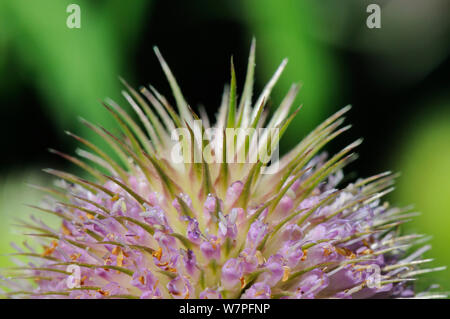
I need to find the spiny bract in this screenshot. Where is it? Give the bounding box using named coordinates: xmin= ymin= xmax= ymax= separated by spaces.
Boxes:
xmin=1 ymin=40 xmax=445 ymax=299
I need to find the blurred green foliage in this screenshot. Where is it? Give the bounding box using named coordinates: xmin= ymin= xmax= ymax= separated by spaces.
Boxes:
xmin=0 ymin=171 xmax=55 ymax=268
xmin=0 ymin=0 xmax=448 ymax=293
xmin=393 ymin=103 xmax=450 ymax=291
xmin=0 ymin=0 xmax=150 ymax=151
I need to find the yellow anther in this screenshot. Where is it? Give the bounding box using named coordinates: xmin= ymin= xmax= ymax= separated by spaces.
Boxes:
xmin=301 ymin=249 xmax=308 ymax=261
xmin=70 ymin=253 xmax=81 ymax=261
xmin=152 ymin=247 xmax=163 ymax=261
xmin=41 ymin=241 xmax=58 ymax=257
xmin=116 ymin=249 xmax=124 ymax=267
xmin=165 ymin=267 xmax=177 ymax=273
xmin=97 ymin=289 xmax=110 ymax=296
xmin=323 ymin=247 xmax=333 ymax=257
xmin=282 ymin=266 xmax=290 ymax=282
xmin=61 ymin=224 xmax=71 ymax=236
xmin=112 ymin=246 xmax=121 ymax=255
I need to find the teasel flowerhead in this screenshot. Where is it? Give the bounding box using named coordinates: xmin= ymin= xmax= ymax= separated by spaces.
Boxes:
xmin=1 ymin=40 xmax=446 ymax=299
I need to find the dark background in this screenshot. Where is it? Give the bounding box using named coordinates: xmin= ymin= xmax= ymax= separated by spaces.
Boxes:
xmin=0 ymin=0 xmax=449 ymax=290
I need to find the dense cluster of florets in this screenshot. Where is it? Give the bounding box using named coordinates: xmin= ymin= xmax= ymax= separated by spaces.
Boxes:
xmin=1 ymin=41 xmax=445 ymax=299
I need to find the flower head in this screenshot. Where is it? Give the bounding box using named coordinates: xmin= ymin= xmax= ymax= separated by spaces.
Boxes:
xmin=1 ymin=40 xmax=445 ymax=299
